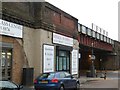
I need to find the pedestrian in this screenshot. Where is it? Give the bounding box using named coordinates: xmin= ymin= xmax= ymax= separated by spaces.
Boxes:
xmin=104 ymin=71 xmax=107 ymax=80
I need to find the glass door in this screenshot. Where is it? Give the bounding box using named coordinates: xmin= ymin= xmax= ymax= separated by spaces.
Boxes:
xmin=0 ymin=49 xmax=12 ymax=80
xmin=56 ymin=50 xmax=70 ymax=72
xmin=63 ymin=57 xmax=67 ymax=70
xmin=58 ymin=57 xmax=67 ymax=71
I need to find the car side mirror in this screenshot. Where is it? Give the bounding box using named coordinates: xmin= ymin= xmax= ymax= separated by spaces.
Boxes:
xmin=18 ymin=85 xmax=23 ymax=89
xmin=71 ymin=75 xmax=74 ymax=79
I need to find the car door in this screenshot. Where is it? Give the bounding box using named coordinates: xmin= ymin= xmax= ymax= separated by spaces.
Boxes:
xmin=58 ymin=72 xmax=69 ymax=88
xmin=64 ymin=72 xmax=76 ymax=89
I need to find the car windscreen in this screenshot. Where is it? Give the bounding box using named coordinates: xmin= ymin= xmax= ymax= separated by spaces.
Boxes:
xmin=38 ymin=73 xmax=55 ymax=79
xmin=0 ymin=81 xmax=18 ymax=88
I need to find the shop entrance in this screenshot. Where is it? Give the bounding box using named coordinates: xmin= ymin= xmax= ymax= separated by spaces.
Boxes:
xmin=0 ymin=48 xmax=12 ymax=80
xmin=56 ymin=50 xmax=70 ymax=72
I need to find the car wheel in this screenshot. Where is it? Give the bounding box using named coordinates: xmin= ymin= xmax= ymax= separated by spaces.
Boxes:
xmin=59 ymin=85 xmax=64 ymax=90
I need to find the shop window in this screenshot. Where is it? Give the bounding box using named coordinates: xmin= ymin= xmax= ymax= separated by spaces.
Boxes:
xmin=1 ymin=49 xmax=12 ymax=80
xmin=59 ymin=51 xmax=66 ymax=56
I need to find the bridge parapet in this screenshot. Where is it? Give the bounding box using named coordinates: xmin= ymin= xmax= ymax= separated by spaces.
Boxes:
xmin=78 ymin=23 xmax=114 ymax=52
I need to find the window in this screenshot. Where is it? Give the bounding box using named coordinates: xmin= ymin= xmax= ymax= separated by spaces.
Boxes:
xmin=97 ymin=33 xmax=99 ymax=39
xmin=92 ymin=31 xmax=96 ymax=38
xmin=55 ymin=73 xmax=60 ymax=78
xmin=107 ymin=38 xmax=109 ymax=43
xmin=64 ymin=72 xmax=70 ymax=77
xmin=87 ymin=28 xmax=91 ymax=36
xmin=1 ymin=49 xmax=12 ymax=80
xmin=64 ymin=72 xmax=71 ymax=78
xmin=59 ymin=72 xmax=65 ymax=78
xmin=82 ymin=26 xmax=86 ymax=34
xmin=111 ymin=40 xmax=114 ymax=45
xmin=101 ymin=35 xmax=103 ymax=41
xmin=39 ymin=73 xmax=55 ymax=79
xmin=59 ymin=51 xmax=66 ymax=56
xmin=56 ymin=50 xmax=70 ymax=72
xmin=110 ymin=39 xmax=112 ymax=44
xmin=104 ymin=36 xmax=107 ymax=42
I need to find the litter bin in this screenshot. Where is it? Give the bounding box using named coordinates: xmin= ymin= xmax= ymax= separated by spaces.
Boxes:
xmin=22 ymin=68 xmax=34 ymax=86
xmin=86 ymin=70 xmax=91 ymax=77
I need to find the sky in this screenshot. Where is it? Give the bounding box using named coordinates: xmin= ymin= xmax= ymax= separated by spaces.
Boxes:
xmin=46 ymin=0 xmax=119 ymax=40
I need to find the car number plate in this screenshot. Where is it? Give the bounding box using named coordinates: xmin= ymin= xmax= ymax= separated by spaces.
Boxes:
xmin=39 ymin=80 xmax=48 ymax=83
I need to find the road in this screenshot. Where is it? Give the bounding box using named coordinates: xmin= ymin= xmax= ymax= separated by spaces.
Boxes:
xmin=80 ymin=71 xmax=119 ymax=90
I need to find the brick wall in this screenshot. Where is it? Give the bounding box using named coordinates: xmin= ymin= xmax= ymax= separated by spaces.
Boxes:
xmin=79 ymin=34 xmax=113 ymax=51
xmin=41 ymin=2 xmax=78 ymax=38
xmin=2 ymin=2 xmax=78 ymax=39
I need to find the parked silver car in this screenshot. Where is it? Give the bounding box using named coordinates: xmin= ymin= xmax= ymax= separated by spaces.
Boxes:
xmin=0 ymin=80 xmax=23 ymax=90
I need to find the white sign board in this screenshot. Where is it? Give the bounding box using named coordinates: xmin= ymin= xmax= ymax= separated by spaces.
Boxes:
xmin=72 ymin=49 xmax=78 ymax=75
xmin=0 ymin=19 xmax=23 ymax=38
xmin=53 ymin=33 xmax=73 ymax=47
xmin=79 ymin=53 xmax=81 ymax=59
xmin=43 ymin=45 xmax=54 ymax=73
xmin=91 ymin=55 xmax=96 ymax=60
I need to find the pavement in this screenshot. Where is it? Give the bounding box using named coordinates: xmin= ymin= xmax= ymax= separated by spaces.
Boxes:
xmin=79 ymin=70 xmax=120 ymax=85
xmin=79 ymin=70 xmax=114 ymax=84
xmin=79 ymin=75 xmax=107 ymax=85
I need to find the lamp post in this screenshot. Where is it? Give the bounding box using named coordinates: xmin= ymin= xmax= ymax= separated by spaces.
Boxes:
xmin=90 ymin=43 xmax=95 ymax=77
xmin=100 ymin=59 xmax=102 ymax=73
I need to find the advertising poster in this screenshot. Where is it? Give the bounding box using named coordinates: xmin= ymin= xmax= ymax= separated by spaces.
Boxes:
xmin=43 ymin=45 xmax=54 ymax=73
xmin=72 ymin=49 xmax=78 ymax=75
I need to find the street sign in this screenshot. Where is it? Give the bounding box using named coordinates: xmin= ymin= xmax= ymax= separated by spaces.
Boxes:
xmin=91 ymin=55 xmax=95 ymax=60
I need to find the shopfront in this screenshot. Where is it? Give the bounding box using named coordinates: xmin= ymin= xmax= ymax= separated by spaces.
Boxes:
xmin=0 ymin=19 xmax=23 ymax=82
xmin=56 ymin=49 xmax=70 ymax=72
xmin=53 ymin=33 xmax=79 ymax=75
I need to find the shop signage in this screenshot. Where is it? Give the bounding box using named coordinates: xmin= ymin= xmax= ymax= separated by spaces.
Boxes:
xmin=0 ymin=19 xmax=23 ymax=38
xmin=72 ymin=49 xmax=78 ymax=75
xmin=43 ymin=44 xmax=54 ymax=73
xmin=53 ymin=33 xmax=73 ymax=47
